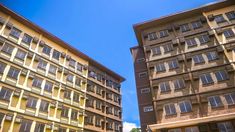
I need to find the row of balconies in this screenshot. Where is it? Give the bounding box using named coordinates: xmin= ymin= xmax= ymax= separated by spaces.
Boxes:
xmin=0 ymin=86 xmax=85 ymax=127
xmin=88 ymin=70 xmax=121 ymax=93
xmin=0 ymin=112 xmax=82 ymax=132
xmin=149 ymin=88 xmax=235 ymax=124
xmin=87 ymin=82 xmax=121 ymax=106
xmin=0 ymin=19 xmax=89 ymax=78
xmin=144 ymin=24 xmax=235 ymax=63
xmin=0 ymin=60 xmax=87 ymax=108
xmin=84 ymin=113 xmax=122 ymax=132
xmin=0 ymin=37 xmax=88 ymax=91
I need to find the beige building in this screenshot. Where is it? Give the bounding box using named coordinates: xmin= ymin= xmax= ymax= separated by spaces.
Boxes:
xmin=131 ymin=0 xmax=235 ymax=132
xmin=0 ymin=3 xmax=124 ymax=132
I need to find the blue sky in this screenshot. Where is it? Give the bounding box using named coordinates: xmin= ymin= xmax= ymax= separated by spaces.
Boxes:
xmin=1 ymin=0 xmax=217 ymax=129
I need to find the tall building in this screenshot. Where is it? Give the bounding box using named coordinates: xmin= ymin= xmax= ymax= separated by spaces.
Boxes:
xmin=0 ymin=4 xmax=124 ymax=132
xmin=131 ymin=0 xmax=235 ymax=132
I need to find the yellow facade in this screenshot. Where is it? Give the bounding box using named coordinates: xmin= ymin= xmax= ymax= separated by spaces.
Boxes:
xmin=0 ymin=4 xmax=124 ymax=132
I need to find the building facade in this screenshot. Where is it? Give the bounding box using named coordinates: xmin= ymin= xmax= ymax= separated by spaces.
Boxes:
xmin=131 ymin=0 xmax=235 ymax=132
xmin=0 ymin=4 xmax=124 ymax=132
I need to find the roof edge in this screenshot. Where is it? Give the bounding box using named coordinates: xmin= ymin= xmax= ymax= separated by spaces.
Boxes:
xmin=0 ymin=3 xmax=125 ymax=82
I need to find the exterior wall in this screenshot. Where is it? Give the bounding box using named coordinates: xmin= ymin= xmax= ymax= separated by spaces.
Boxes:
xmin=131 ymin=1 xmax=235 ymax=132
xmin=84 ymin=66 xmax=122 ymax=132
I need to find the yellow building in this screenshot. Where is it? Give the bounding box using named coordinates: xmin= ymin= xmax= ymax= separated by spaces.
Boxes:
xmin=0 ymin=3 xmax=124 ymax=132
xmin=131 ymin=0 xmax=235 ymax=132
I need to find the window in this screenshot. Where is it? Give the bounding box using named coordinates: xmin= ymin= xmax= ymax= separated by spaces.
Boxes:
xmin=7 ymin=67 xmax=20 ymax=79
xmin=143 ymin=106 xmax=153 ymax=112
xmin=9 ymin=27 xmax=21 ymax=39
xmin=217 ymin=122 xmax=234 ymax=132
xmin=61 ymin=106 xmax=69 ymax=117
xmin=107 ymin=93 xmax=113 ymax=100
xmin=207 ymin=52 xmax=218 ymax=61
xmin=20 ymin=119 xmax=32 ymax=132
xmin=156 ymin=63 xmax=166 ymax=72
xmin=0 ymin=62 xmax=6 ymax=74
xmin=214 ymin=14 xmax=226 ymax=24
xmin=86 ymin=98 xmax=94 ymax=107
xmin=107 ymin=107 xmax=113 ymax=114
xmin=185 ymin=127 xmax=199 ymax=132
xmin=115 ymin=123 xmax=119 ymax=131
xmin=15 ymin=49 xmax=26 ymax=60
xmin=96 ymin=86 xmax=102 ymax=95
xmin=226 ymin=11 xmax=235 ymax=20
xmin=69 ymin=59 xmax=76 ymax=68
xmin=198 ymin=35 xmax=210 ymax=44
xmin=168 ymin=59 xmax=179 ymax=69
xmin=22 ymin=33 xmax=32 ymax=44
xmin=77 ymin=63 xmax=83 ymax=72
xmin=0 ymin=87 xmax=12 ymax=101
xmin=52 ymin=50 xmax=60 ymax=60
xmin=64 ymin=89 xmax=71 ymax=99
xmin=186 ymin=38 xmax=197 ymax=47
xmin=180 ymin=24 xmax=190 ymax=32
xmin=139 ymin=72 xmax=147 ymax=78
xmin=159 ymin=82 xmax=170 ymax=93
xmin=75 ymin=77 xmax=81 ymax=86
xmin=174 ymin=79 xmax=185 ymax=90
xmin=163 ymin=44 xmax=173 ymax=53
xmin=39 ymin=100 xmax=49 ymax=112
xmin=192 ymin=54 xmax=205 ymax=64
xmin=224 ymin=29 xmax=235 ymax=38
xmin=32 ymin=77 xmax=43 ymax=88
xmin=49 ymin=64 xmax=57 ymax=74
xmin=159 ymin=30 xmax=169 ymax=38
xmin=114 ymin=95 xmax=119 ymax=102
xmin=95 ymin=118 xmax=101 ymax=126
xmin=165 ymin=103 xmax=176 ymax=115
xmin=215 ymin=71 xmax=228 ymax=81
xmin=35 ymin=122 xmax=45 ymax=132
xmin=147 ymin=32 xmax=157 ymax=41
xmin=192 ymin=21 xmax=202 ymax=29
xmin=141 ymin=88 xmax=150 ymax=94
xmin=152 ymin=46 xmax=161 ymax=55
xmin=26 ymin=97 xmax=38 ymax=108
xmin=200 ymin=73 xmax=214 ymax=85
xmin=44 ymin=81 xmax=53 ymax=92
xmin=37 ymin=59 xmax=47 ymax=70
xmin=42 ymin=44 xmax=51 ymax=55
xmin=1 ymin=43 xmax=14 ymax=55
xmin=106 ymin=79 xmax=113 ymax=87
xmin=67 ymin=74 xmax=74 ymax=82
xmin=136 ymin=58 xmax=145 ymax=63
xmin=208 ymin=96 xmax=223 ymax=108
xmin=73 ymin=92 xmax=80 ymax=102
xmin=71 ymin=109 xmax=78 ymax=120
xmin=114 ymin=108 xmax=119 ymax=116
xmin=96 ymin=100 xmax=102 ymax=109
xmin=58 ymin=127 xmax=66 ymax=132
xmin=85 ymin=115 xmax=93 ymax=124
xmin=179 ymin=101 xmax=192 ymax=113
xmin=107 ymin=122 xmax=113 ymax=130
xmin=225 ymin=93 xmax=235 ymax=105
xmin=168 ymin=128 xmax=182 ymax=132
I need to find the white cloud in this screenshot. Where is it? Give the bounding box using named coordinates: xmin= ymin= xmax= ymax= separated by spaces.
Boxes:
xmin=123 ymin=122 xmax=139 ymax=132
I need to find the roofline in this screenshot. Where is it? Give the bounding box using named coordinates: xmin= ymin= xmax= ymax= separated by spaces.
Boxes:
xmin=133 ymin=0 xmax=235 ymax=46
xmin=0 ymin=3 xmax=125 ymax=82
